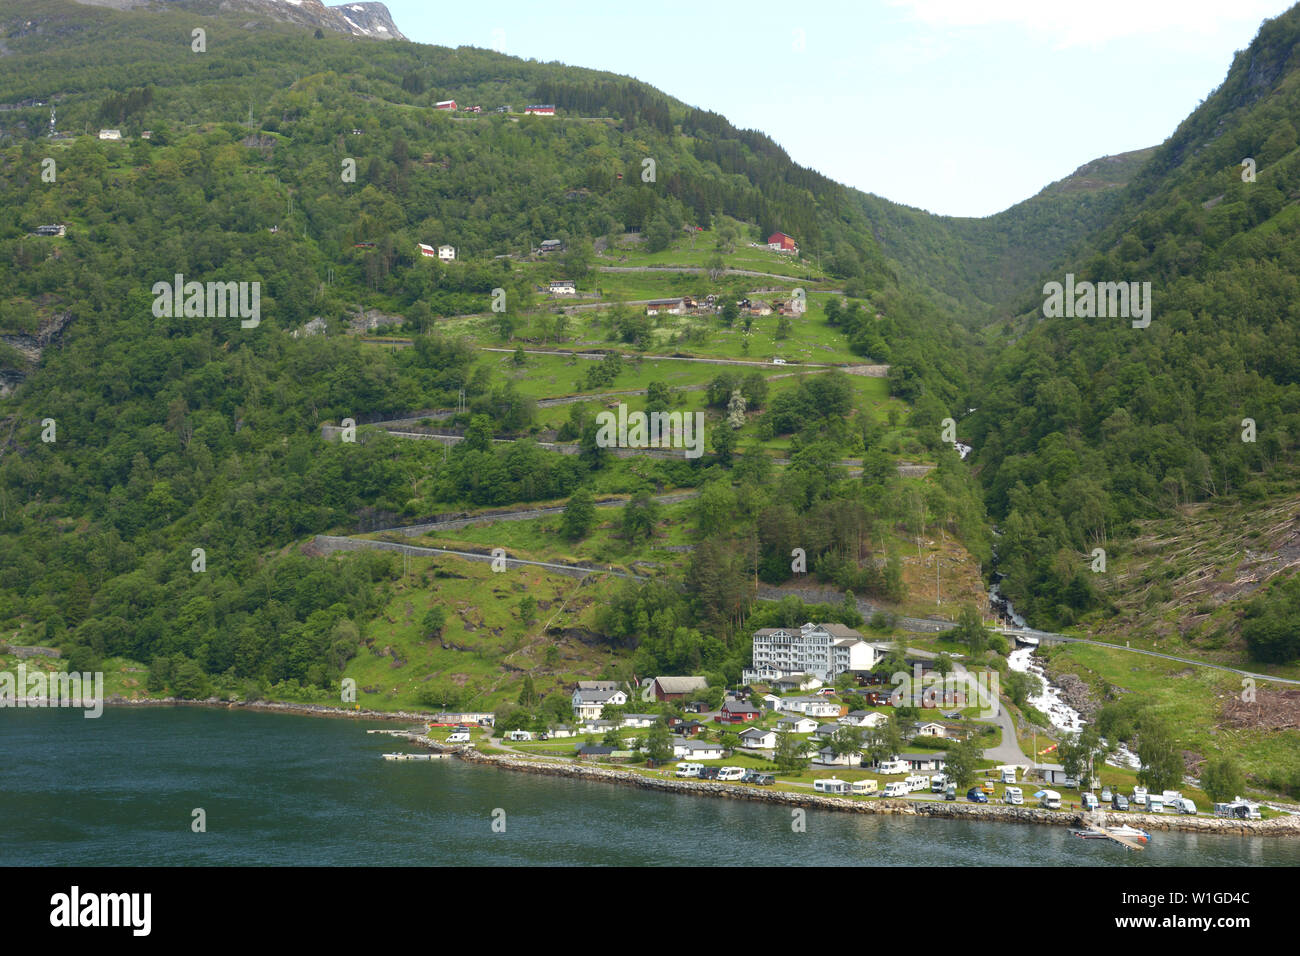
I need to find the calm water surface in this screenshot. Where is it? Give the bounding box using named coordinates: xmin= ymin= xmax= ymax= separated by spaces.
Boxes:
xmin=2 ymin=707 xmax=1296 ymax=866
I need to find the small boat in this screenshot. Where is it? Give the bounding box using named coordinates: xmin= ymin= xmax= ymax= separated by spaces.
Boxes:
xmin=1107 ymin=825 xmax=1151 ymax=843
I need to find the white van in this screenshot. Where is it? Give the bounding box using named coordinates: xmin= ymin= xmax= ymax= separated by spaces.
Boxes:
xmin=446 ymin=732 xmax=471 ymax=743
xmin=674 ymin=763 xmax=703 ymax=778
xmin=905 ymin=775 xmax=929 ymax=793
xmin=1003 ymin=786 xmax=1023 ymax=805
xmin=1175 ymin=797 xmax=1197 ymax=815
xmin=930 ymin=773 xmax=948 ymax=793
xmin=883 ymin=781 xmax=910 ymax=798
xmin=716 ymin=766 xmax=746 ymax=781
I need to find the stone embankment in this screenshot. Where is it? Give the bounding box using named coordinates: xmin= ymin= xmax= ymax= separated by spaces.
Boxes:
xmin=395 ymin=739 xmax=1300 ymax=837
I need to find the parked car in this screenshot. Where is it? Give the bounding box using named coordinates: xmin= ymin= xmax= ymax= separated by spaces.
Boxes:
xmin=944 ymin=783 xmax=957 ymax=801
xmin=750 ymin=773 xmax=775 ymax=786
xmin=1113 ymin=793 xmax=1129 ymax=811
xmin=1101 ymin=786 xmax=1112 ymax=802
xmin=967 ymin=787 xmax=988 ymax=803
xmin=699 ymin=766 xmax=721 ymax=780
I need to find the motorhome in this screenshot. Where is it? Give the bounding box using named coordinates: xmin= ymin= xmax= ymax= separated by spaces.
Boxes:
xmin=905 ymin=775 xmax=930 ymax=793
xmin=814 ymin=777 xmax=849 ymax=794
xmin=1003 ymin=786 xmax=1023 ymax=805
xmin=674 ymin=763 xmax=703 ymax=778
xmin=446 ymin=732 xmax=470 ymax=743
xmin=930 ymin=773 xmax=948 ymax=793
xmin=1081 ymin=792 xmax=1099 ymax=811
xmin=716 ymin=766 xmax=746 ymax=781
xmin=1174 ymin=797 xmax=1197 ymax=815
xmin=1001 ymin=767 xmax=1017 ymax=784
xmin=878 ymin=759 xmax=908 ymax=775
xmin=1039 ymin=789 xmax=1061 ymax=809
xmin=883 ymin=781 xmax=910 ymax=798
xmin=1215 ymin=800 xmax=1261 ymax=820
xmin=1133 ymin=785 xmax=1148 ymax=801
xmin=851 ymin=779 xmax=878 ymax=795
xmin=505 ymin=730 xmax=532 ymax=742
xmin=1145 ymin=794 xmax=1165 ymax=814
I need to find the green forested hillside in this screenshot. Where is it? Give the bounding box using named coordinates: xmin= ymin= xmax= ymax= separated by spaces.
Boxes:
xmin=969 ymin=9 xmax=1300 ymax=656
xmin=856 ymin=147 xmax=1155 ymax=319
xmin=0 ymin=0 xmax=982 ymax=704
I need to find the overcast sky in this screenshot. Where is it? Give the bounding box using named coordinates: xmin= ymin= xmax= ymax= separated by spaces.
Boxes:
xmin=385 ymin=0 xmax=1296 ymax=217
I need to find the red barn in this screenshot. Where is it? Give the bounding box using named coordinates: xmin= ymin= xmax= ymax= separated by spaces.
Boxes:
xmin=767 ymin=232 xmax=798 ymax=252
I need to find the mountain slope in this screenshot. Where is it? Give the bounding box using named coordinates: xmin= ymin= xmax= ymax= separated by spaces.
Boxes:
xmin=969 ymin=7 xmax=1300 ymax=665
xmin=856 ymin=147 xmax=1155 ymax=318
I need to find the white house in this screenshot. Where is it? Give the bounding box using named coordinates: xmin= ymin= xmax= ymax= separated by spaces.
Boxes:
xmin=842 ymin=710 xmax=889 ymax=729
xmin=760 ymin=693 xmax=783 ymax=711
xmin=580 ymin=719 xmax=618 ymax=735
xmin=672 ymin=738 xmax=724 ymax=760
xmin=572 ymin=686 xmax=628 ymax=720
xmin=1038 ymin=764 xmax=1079 ymax=787
xmin=913 ymin=721 xmax=948 ymax=738
xmin=747 ymin=622 xmax=878 ymax=683
xmin=816 ymin=748 xmax=864 ymax=767
xmin=549 ymin=725 xmax=577 ymax=738
xmin=739 ymin=727 xmax=778 ymax=750
xmin=438 ymin=244 xmax=456 ymax=261
xmin=776 ymin=714 xmax=818 ymax=734
xmin=900 ymin=753 xmax=947 ymax=772
xmin=620 ymin=714 xmax=658 ymax=729
xmin=778 ymin=696 xmax=841 ymax=718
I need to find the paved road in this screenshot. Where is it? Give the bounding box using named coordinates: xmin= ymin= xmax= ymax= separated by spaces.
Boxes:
xmin=596 ymin=265 xmax=827 ymax=283
xmin=365 ymin=492 xmax=701 ymax=537
xmin=996 ymin=627 xmax=1300 ymax=687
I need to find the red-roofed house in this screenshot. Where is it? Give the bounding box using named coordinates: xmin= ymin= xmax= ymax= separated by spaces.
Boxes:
xmin=767 ymin=232 xmax=798 ymax=253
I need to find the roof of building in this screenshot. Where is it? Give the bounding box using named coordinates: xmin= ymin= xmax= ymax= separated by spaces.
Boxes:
xmin=653 ymin=676 xmax=709 ymax=694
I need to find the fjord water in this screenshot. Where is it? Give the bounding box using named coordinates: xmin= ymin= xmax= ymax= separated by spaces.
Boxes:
xmin=2 ymin=708 xmax=1295 ymax=867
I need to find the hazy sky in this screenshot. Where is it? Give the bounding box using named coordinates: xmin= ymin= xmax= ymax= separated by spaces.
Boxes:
xmin=384 ymin=0 xmax=1296 ymax=217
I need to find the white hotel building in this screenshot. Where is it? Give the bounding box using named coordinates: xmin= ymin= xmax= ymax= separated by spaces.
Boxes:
xmin=744 ymin=622 xmax=877 ymax=684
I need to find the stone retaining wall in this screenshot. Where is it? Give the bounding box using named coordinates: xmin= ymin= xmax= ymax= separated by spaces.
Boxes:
xmin=432 ymin=746 xmax=1300 ymax=837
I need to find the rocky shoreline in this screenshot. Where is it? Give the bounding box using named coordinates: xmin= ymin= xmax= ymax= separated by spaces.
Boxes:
xmin=396 ymin=735 xmax=1300 ymax=838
